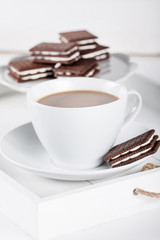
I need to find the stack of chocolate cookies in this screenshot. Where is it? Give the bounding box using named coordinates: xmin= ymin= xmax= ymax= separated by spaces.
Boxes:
xmin=54 ymin=30 xmax=109 ymax=78
xmin=8 ymin=29 xmax=110 ymax=82
xmin=59 ymin=30 xmax=109 ymax=61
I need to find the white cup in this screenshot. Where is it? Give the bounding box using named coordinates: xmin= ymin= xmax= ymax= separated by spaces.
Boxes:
xmin=27 ymin=78 xmax=142 ymax=170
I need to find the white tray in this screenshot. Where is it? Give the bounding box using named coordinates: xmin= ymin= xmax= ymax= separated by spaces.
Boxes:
xmin=0 ymin=73 xmax=160 ymax=240
xmin=0 ymin=153 xmax=160 ymax=240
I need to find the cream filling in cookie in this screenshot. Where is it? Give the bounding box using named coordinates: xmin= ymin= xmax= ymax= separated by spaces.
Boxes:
xmin=60 ymin=37 xmax=96 ymax=45
xmin=82 ymin=49 xmax=108 ymax=59
xmin=35 ymin=52 xmax=80 ymax=62
xmin=32 ymin=46 xmax=78 ymax=56
xmin=85 ymin=69 xmax=96 ymax=77
xmin=21 ymin=72 xmax=52 ymax=80
xmin=77 ymin=39 xmax=96 ymax=45
xmin=10 ymin=66 xmax=52 ymax=76
xmin=65 ymin=72 xmax=72 ymax=76
xmin=54 ymin=63 xmax=61 ymax=68
xmin=55 ymin=68 xmax=96 ymax=77
xmin=96 ymin=54 xmax=108 ymax=60
xmin=78 ymin=44 xmax=97 ymax=50
xmin=112 ymin=148 xmax=151 ymax=166
xmin=56 ymin=71 xmax=71 ymax=76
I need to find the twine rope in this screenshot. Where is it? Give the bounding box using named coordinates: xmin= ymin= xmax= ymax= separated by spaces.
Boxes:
xmin=133 ymin=163 xmax=160 ymax=198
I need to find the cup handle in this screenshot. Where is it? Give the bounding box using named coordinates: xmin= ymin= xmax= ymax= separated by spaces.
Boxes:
xmin=123 ymin=90 xmax=142 ymax=127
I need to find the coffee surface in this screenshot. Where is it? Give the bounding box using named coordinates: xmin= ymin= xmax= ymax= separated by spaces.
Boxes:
xmin=38 ymin=90 xmax=119 ymax=108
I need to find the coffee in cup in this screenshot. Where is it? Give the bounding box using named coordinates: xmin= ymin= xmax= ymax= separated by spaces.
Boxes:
xmin=37 ymin=90 xmax=119 ymax=108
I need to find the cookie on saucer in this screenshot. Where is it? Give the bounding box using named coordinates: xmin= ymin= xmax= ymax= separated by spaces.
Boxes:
xmin=104 ymin=130 xmax=160 ymax=168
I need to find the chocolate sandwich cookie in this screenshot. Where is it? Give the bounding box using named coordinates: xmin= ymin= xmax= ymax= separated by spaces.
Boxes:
xmin=8 ymin=59 xmax=54 ymax=82
xmin=80 ymin=44 xmax=109 ymax=61
xmin=30 ymin=42 xmax=80 ymax=65
xmin=53 ymin=59 xmax=99 ymax=78
xmin=59 ymin=30 xmax=98 ymax=51
xmin=104 ymin=130 xmax=160 ymax=168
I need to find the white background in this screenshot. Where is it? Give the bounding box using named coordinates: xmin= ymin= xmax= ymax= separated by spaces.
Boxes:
xmin=0 ymin=1 xmax=160 ymax=239
xmin=0 ymin=0 xmax=160 ymax=54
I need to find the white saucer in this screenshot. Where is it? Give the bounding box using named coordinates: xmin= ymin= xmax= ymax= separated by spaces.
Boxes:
xmin=0 ymin=53 xmax=137 ymax=93
xmin=0 ymin=122 xmax=148 ymax=181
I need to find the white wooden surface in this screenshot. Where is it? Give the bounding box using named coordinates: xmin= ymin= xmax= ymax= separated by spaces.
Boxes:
xmin=0 ymin=207 xmax=160 ymax=240
xmin=0 ymin=160 xmax=160 ymax=240
xmin=0 ymin=54 xmax=160 ymax=239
